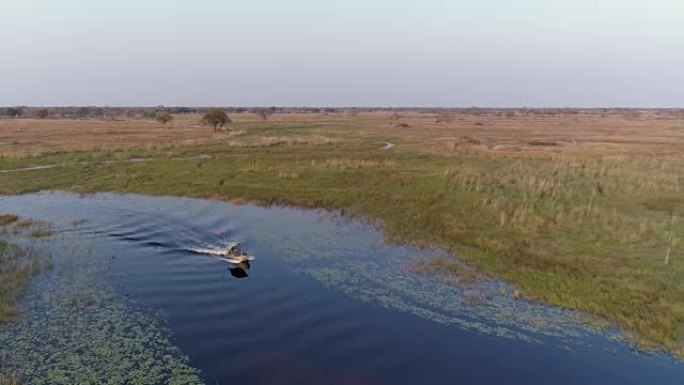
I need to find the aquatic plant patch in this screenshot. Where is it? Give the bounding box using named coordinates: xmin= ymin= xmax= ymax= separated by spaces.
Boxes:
xmin=0 ymin=236 xmax=203 ymax=384
xmin=0 ymin=215 xmax=18 ymax=226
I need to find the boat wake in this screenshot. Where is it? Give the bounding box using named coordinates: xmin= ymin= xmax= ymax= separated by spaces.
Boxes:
xmin=179 ymin=240 xmax=254 ymax=264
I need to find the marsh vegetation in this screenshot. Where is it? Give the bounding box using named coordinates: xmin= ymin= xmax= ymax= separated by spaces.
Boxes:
xmin=0 ymin=235 xmax=51 ymax=325
xmin=1 ymin=110 xmax=683 ymax=356
xmin=0 ymin=212 xmax=203 ymax=384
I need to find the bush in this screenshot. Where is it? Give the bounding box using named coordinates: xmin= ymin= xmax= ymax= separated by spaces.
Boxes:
xmin=155 ymin=112 xmax=173 ymax=127
xmin=142 ymin=110 xmax=157 ymax=120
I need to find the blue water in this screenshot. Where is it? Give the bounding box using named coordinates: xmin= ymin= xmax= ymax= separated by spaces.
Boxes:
xmin=1 ymin=192 xmax=682 ymax=384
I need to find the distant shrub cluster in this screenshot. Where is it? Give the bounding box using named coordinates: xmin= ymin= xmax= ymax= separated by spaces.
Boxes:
xmin=155 ymin=112 xmax=173 ymax=127
xmin=0 ymin=107 xmax=23 ymax=118
xmin=0 ymin=106 xmax=202 ymax=120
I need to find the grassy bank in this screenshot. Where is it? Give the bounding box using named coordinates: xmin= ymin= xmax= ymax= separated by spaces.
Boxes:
xmin=1 ymin=116 xmax=683 ymax=356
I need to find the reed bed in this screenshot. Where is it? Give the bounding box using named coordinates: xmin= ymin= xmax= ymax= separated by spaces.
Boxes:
xmin=0 ymin=240 xmax=52 ymax=324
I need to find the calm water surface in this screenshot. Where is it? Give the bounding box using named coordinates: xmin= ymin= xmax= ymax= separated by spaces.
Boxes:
xmin=1 ymin=192 xmax=683 ymax=384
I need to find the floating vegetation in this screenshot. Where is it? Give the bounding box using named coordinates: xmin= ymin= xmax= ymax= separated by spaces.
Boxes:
xmin=0 ymin=233 xmax=203 ymax=384
xmin=245 ymin=205 xmax=608 ymax=345
xmin=10 ymin=219 xmax=53 ymax=238
xmin=28 ymin=230 xmax=54 ymax=238
xmin=409 ymin=254 xmax=480 ymax=285
xmin=14 ymin=219 xmax=50 ymax=229
xmin=0 ymin=215 xmax=18 ymax=226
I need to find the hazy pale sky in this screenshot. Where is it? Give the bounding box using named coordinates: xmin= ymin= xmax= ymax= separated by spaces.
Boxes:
xmin=1 ymin=0 xmax=682 ymax=107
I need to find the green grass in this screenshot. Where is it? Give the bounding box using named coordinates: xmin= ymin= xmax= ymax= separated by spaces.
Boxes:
xmin=1 ymin=123 xmax=683 ymax=356
xmin=0 ymin=240 xmax=52 ymax=324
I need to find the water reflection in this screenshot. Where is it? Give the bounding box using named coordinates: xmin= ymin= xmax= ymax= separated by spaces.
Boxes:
xmin=228 ymin=260 xmax=251 ymax=278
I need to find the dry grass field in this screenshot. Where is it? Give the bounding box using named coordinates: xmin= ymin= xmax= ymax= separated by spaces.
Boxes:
xmin=0 ymin=115 xmax=217 ymax=153
xmin=2 ymin=110 xmax=684 ymax=356
xmin=2 ymin=111 xmax=683 ymax=156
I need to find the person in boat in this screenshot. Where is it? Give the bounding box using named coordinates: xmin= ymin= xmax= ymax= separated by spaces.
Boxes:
xmin=220 ymin=241 xmax=241 ymax=256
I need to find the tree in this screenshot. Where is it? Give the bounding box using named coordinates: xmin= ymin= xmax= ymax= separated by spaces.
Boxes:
xmin=36 ymin=109 xmax=49 ymax=119
xmin=202 ymin=108 xmax=231 ymax=131
xmin=254 ymin=107 xmax=275 ymax=121
xmin=155 ymin=112 xmax=173 ymax=127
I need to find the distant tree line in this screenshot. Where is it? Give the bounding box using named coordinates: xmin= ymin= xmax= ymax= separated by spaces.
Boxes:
xmin=0 ymin=107 xmax=23 ymax=118
xmin=1 ymin=106 xmax=684 ymax=120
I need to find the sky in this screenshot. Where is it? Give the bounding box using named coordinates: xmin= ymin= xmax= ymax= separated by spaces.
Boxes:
xmin=1 ymin=0 xmax=682 ymax=107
